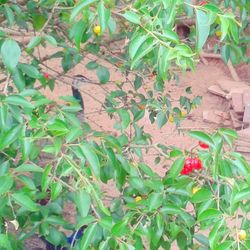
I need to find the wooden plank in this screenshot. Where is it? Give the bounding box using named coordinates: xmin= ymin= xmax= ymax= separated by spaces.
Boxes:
xmin=207 ymin=85 xmax=227 ymax=98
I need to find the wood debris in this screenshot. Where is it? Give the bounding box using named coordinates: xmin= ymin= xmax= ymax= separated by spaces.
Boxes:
xmin=205 ymin=79 xmax=250 ymax=161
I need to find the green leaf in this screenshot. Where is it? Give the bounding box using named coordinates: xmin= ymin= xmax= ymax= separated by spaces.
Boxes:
xmin=70 ymin=0 xmax=97 ymax=21
xmin=129 ymin=34 xmax=148 ymax=59
xmin=131 ymin=38 xmax=157 ymax=69
xmin=97 ymin=66 xmax=110 ymax=83
xmin=0 ymin=234 xmax=12 ymax=249
xmin=220 ymin=16 xmax=229 ymax=41
xmin=148 ymin=192 xmax=163 ymax=211
xmin=122 ymin=11 xmax=140 ymax=24
xmin=189 ymin=131 xmax=214 ymax=148
xmin=11 ymin=193 xmax=39 ymax=211
xmin=4 ymin=6 xmax=14 ymax=26
xmin=209 ymin=219 xmax=225 ymax=248
xmin=111 ymin=219 xmax=129 ymax=237
xmin=50 ymin=182 xmax=62 ymax=200
xmin=168 ymin=157 xmax=185 ymax=178
xmin=12 ymin=68 xmax=25 ymax=91
xmin=156 ymin=111 xmax=167 ymax=128
xmin=75 ymin=190 xmax=91 ymax=218
xmin=191 ymin=188 xmax=212 ymax=203
xmin=70 ymin=20 xmax=85 ymax=50
xmin=233 ymin=187 xmax=250 ymax=203
xmin=118 ymin=109 xmax=131 ymax=130
xmin=86 ymin=61 xmax=99 ymax=70
xmin=45 ymin=35 xmax=57 ymax=46
xmin=26 ymin=36 xmax=42 ymax=51
xmin=1 ymin=39 xmax=21 ymax=71
xmin=5 ymin=95 xmax=34 ymax=108
xmin=198 ymin=209 xmax=222 ymax=221
xmin=98 ymin=1 xmax=110 ymax=33
xmin=80 ymin=143 xmax=101 ymax=178
xmin=41 ymin=165 xmax=52 ymax=192
xmin=19 ymin=63 xmax=41 ymax=79
xmin=229 ymin=19 xmax=239 ymax=44
xmin=0 ymin=124 xmax=22 ymax=150
xmin=134 ymin=75 xmax=142 ymax=90
xmin=196 ymin=9 xmax=210 ymax=50
xmin=14 ymin=163 xmax=43 ymax=173
xmin=47 ymin=119 xmax=69 ymax=136
xmin=0 ymin=176 xmax=13 ymax=196
xmin=194 ymin=234 xmax=209 ymax=247
xmin=221 ymin=45 xmax=230 ymax=64
xmin=80 ymin=223 xmax=98 ymax=249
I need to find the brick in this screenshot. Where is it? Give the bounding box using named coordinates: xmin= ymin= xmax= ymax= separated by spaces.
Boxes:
xmin=203 ymin=110 xmax=231 ymax=126
xmin=243 ymin=104 xmax=250 ymax=124
xmin=231 ymin=92 xmax=244 ymax=113
xmin=229 ymin=110 xmax=242 ymax=129
xmin=243 ymin=90 xmax=250 ymax=106
xmin=217 ymin=80 xmax=249 ymax=93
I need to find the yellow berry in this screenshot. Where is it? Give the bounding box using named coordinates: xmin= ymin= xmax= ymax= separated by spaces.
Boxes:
xmin=135 ymin=196 xmax=142 ymax=202
xmin=192 ymin=186 xmax=201 ymax=195
xmin=181 ymin=110 xmax=187 ymax=118
xmin=93 ymin=25 xmax=101 ymax=35
xmin=238 ymin=230 xmax=247 ymax=241
xmin=216 ymin=30 xmax=222 ymax=37
xmin=168 ymin=114 xmax=174 ymax=123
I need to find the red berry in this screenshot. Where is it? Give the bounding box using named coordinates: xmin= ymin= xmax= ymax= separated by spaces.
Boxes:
xmin=199 ymin=1 xmax=208 ymax=5
xmin=199 ymin=141 xmax=209 ymax=149
xmin=181 ymin=158 xmax=193 ymax=175
xmin=192 ymin=158 xmax=202 ymax=170
xmin=43 ymin=73 xmax=49 ymax=79
xmin=181 ymin=157 xmax=203 ymax=175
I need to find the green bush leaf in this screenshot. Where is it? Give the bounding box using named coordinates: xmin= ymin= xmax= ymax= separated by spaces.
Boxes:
xmin=14 ymin=163 xmax=43 ymax=173
xmin=80 ymin=143 xmax=101 ymax=178
xmin=11 ymin=193 xmax=39 ymax=211
xmin=168 ymin=157 xmax=185 ymax=178
xmin=196 ymin=9 xmax=210 ymax=50
xmin=198 ymin=209 xmax=222 ymax=221
xmin=0 ymin=176 xmax=13 ymax=196
xmin=0 ymin=124 xmax=22 ymax=150
xmin=122 ymin=11 xmax=140 ymax=24
xmin=75 ymin=190 xmax=91 ymax=218
xmin=129 ymin=34 xmax=148 ymax=59
xmin=156 ymin=111 xmax=167 ymax=128
xmin=12 ymin=68 xmax=25 ymax=91
xmin=70 ymin=0 xmax=97 ymax=21
xmin=191 ymin=188 xmax=212 ymax=203
xmin=19 ymin=63 xmax=41 ymax=79
xmin=5 ymin=95 xmax=34 ymax=108
xmin=80 ymin=223 xmax=98 ymax=249
xmin=1 ymin=39 xmax=21 ymax=71
xmin=118 ymin=109 xmax=131 ymax=130
xmin=189 ymin=131 xmax=214 ymax=148
xmin=148 ymin=192 xmax=163 ymax=211
xmin=98 ymin=1 xmax=110 ymax=33
xmin=97 ymin=66 xmax=110 ymax=83
xmin=233 ymin=187 xmax=250 ymax=203
xmin=26 ymin=36 xmax=42 ymax=51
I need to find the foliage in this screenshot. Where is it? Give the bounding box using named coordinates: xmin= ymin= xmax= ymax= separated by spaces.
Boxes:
xmin=0 ymin=0 xmax=250 ymax=249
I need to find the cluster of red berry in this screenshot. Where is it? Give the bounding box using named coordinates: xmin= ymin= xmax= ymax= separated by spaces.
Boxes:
xmin=181 ymin=141 xmax=209 ymax=175
xmin=181 ymin=157 xmax=202 ymax=175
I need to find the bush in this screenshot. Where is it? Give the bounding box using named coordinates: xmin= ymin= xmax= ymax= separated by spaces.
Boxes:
xmin=0 ymin=0 xmax=249 ymax=249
